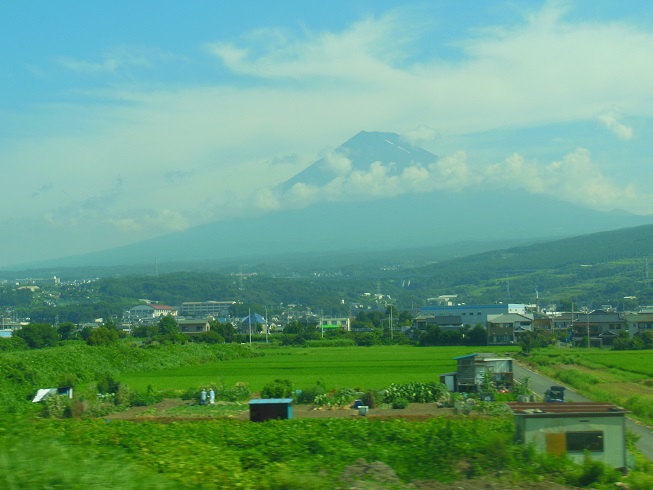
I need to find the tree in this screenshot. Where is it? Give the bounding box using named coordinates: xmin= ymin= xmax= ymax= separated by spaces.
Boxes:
xmin=518 ymin=330 xmax=549 ymax=354
xmin=419 ymin=325 xmax=442 ymax=346
xmin=210 ymin=321 xmax=237 ymax=343
xmin=195 ymin=331 xmax=225 ymax=344
xmin=284 ymin=320 xmax=304 ymax=334
xmin=14 ymin=323 xmax=59 ymax=349
xmin=57 ymin=322 xmax=78 ymax=341
xmin=558 ymin=298 xmax=573 ymax=312
xmin=612 ymin=330 xmax=632 ymax=351
xmin=464 ymin=324 xmax=487 ymax=346
xmin=158 ymin=315 xmax=179 ymax=335
xmin=133 ymin=324 xmax=160 ymax=339
xmin=640 ymin=331 xmax=653 ymax=349
xmin=86 ymin=327 xmax=119 ymax=346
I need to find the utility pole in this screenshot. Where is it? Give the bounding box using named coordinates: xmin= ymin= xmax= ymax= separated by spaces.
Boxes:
xmin=586 ymin=309 xmax=590 ymax=349
xmin=265 ymin=306 xmax=268 ymax=344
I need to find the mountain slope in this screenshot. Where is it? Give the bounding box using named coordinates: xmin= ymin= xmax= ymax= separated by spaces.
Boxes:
xmin=279 ymin=130 xmax=438 ymax=192
xmin=406 ymin=223 xmax=653 ymax=306
xmin=13 ymin=130 xmax=653 ymax=270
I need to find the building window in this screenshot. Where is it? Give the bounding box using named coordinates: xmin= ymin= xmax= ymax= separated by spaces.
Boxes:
xmin=566 ymin=431 xmax=604 ymax=452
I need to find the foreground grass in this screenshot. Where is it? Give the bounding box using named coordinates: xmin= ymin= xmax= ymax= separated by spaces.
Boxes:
xmin=2 ymin=413 xmax=634 ymax=489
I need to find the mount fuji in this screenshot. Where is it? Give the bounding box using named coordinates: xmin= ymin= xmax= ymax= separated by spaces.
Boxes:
xmin=18 ymin=131 xmax=653 ymax=269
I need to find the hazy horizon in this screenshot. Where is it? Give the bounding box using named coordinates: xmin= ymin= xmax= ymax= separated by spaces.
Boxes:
xmin=3 ymin=1 xmax=653 ymax=266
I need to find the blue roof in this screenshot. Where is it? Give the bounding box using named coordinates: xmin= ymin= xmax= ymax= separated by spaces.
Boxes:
xmin=249 ymin=398 xmax=293 ymax=405
xmin=241 ymin=313 xmax=267 ymax=324
xmin=453 ymin=353 xmax=478 ymax=360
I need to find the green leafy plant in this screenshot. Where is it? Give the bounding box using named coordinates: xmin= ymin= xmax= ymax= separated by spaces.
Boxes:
xmin=391 ymin=397 xmax=409 ymax=409
xmin=260 ymin=378 xmax=293 ymax=399
xmin=383 ymin=382 xmax=448 ymax=404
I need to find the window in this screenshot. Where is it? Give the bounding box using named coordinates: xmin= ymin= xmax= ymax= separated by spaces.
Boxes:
xmin=566 ymin=431 xmax=604 ymax=452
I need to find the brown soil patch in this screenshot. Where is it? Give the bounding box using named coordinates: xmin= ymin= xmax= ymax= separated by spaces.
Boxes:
xmin=104 ymin=398 xmax=187 ymax=420
xmin=105 ymin=400 xmax=459 ymax=421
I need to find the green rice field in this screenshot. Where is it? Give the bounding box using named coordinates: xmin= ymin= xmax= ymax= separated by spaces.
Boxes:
xmin=119 ymin=345 xmax=519 ymax=393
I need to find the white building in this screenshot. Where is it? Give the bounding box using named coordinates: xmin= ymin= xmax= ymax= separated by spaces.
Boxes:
xmin=128 ymin=304 xmax=177 ymax=321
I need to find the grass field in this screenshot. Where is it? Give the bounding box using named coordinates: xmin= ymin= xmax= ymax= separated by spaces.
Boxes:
xmin=527 ymin=348 xmax=653 ymax=424
xmin=119 ymin=345 xmax=520 ymax=394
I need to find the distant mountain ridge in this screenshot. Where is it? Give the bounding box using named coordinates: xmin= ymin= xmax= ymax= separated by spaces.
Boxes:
xmin=9 ymin=130 xmax=653 ymax=270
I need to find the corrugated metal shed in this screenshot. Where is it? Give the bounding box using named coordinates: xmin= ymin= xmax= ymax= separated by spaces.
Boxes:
xmin=248 ymin=398 xmax=293 ymax=422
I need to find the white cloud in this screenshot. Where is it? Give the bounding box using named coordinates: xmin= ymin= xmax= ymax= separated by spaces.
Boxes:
xmin=58 ymin=46 xmax=178 ymax=74
xmin=597 ymin=111 xmax=634 ymax=140
xmin=481 ymin=147 xmax=653 ymax=213
xmin=324 ymin=152 xmax=352 ymax=176
xmin=402 ymin=125 xmax=440 ymax=146
xmin=207 ymin=14 xmax=414 ymax=82
xmin=5 ymin=1 xmax=653 ymax=263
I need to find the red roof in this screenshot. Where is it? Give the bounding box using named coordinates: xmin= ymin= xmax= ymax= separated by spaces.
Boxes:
xmin=150 ymin=304 xmax=175 ymax=310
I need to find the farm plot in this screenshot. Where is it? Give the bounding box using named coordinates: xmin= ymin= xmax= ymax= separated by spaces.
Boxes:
xmin=119 ymin=345 xmax=518 ymax=394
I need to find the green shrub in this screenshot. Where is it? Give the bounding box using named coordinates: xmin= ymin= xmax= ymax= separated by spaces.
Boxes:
xmin=0 ymin=337 xmax=29 ymax=352
xmin=130 ymin=385 xmax=163 ymax=407
xmin=96 ymin=375 xmax=120 ymax=395
xmin=260 ymin=379 xmax=293 ymax=399
xmin=296 ymin=381 xmax=327 ymax=404
xmin=566 ymin=455 xmax=621 ymax=487
xmin=214 ymin=382 xmax=251 ymax=402
xmin=392 ymin=397 xmax=409 ymax=409
xmin=383 ymin=382 xmax=448 ymax=404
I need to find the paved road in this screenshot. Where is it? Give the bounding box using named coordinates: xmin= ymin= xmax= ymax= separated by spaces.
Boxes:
xmin=513 ymin=362 xmax=653 ymax=461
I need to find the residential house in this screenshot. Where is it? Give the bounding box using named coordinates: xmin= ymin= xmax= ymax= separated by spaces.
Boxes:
xmin=413 ymin=314 xmax=464 ymax=331
xmin=177 ymin=319 xmax=210 ymax=336
xmin=532 ymin=313 xmax=556 ymax=336
xmin=625 ymin=312 xmax=653 ymax=337
xmin=571 ymin=310 xmax=627 ymax=347
xmin=240 ymin=313 xmax=268 ymax=334
xmin=486 ymin=313 xmax=533 ymax=345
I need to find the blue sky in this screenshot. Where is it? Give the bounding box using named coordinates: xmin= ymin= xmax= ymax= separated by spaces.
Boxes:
xmin=2 ymin=1 xmax=653 ymax=265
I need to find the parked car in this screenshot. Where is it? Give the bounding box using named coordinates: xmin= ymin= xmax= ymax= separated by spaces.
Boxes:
xmin=544 ymin=385 xmax=565 ymax=402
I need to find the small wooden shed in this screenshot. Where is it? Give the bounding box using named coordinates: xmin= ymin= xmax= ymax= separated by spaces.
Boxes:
xmin=453 ymin=353 xmax=513 ymax=392
xmin=507 ymin=402 xmax=629 ymax=469
xmin=248 ymin=398 xmax=293 ymax=422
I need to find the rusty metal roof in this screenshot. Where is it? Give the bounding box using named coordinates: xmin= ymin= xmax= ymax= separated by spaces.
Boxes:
xmin=507 ymin=402 xmax=628 ymax=416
